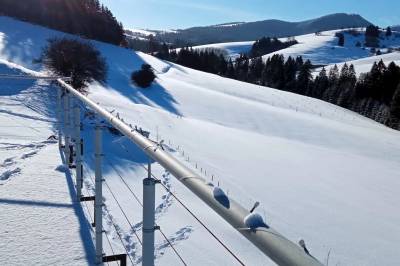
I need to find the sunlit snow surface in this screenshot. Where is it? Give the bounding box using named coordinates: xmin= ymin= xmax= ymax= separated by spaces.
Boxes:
xmin=1 ymin=16 xmax=400 ymax=266
xmin=0 ymin=62 xmax=94 ymax=265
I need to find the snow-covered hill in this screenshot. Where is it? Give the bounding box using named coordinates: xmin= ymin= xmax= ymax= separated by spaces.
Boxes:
xmin=262 ymin=29 xmax=400 ymax=65
xmin=189 ymin=29 xmax=400 ymax=65
xmin=1 ymin=16 xmax=400 ymax=266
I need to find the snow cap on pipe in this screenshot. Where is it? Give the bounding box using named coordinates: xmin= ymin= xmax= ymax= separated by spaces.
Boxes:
xmin=244 ymin=212 xmax=268 ymax=229
xmin=213 ymin=186 xmax=230 ymax=208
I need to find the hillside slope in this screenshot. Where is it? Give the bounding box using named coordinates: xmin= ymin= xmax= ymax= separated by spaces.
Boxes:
xmin=187 ymin=28 xmax=400 ymax=64
xmin=262 ymin=29 xmax=400 ymax=65
xmin=1 ymin=16 xmax=400 ymax=266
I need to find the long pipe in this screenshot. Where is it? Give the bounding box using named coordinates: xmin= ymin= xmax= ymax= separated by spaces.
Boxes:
xmin=57 ymin=79 xmax=323 ymax=266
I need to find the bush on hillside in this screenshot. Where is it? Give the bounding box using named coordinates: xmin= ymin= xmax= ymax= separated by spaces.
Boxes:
xmin=365 ymin=25 xmax=380 ymax=47
xmin=131 ymin=64 xmax=156 ymax=88
xmin=42 ymin=38 xmax=107 ymax=90
xmin=335 ymin=32 xmax=345 ymax=46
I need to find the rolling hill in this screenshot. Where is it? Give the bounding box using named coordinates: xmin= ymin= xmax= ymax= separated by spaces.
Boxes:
xmin=156 ymin=13 xmax=371 ymax=45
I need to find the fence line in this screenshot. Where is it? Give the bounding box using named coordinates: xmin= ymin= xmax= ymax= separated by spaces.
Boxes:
xmin=57 ymin=78 xmax=323 ymax=266
xmin=0 ymin=73 xmax=323 ymax=266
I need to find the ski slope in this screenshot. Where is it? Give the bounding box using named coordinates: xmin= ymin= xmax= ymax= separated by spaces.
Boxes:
xmin=1 ymin=16 xmax=400 ymax=266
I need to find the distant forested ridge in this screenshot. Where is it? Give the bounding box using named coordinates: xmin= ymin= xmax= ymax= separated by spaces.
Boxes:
xmin=156 ymin=13 xmax=371 ymax=46
xmin=0 ymin=0 xmax=124 ymax=45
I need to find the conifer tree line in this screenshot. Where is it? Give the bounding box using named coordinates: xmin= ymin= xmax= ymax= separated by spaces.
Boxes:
xmin=156 ymin=46 xmax=400 ymax=130
xmin=0 ymin=0 xmax=125 ymax=45
xmin=250 ymin=37 xmax=298 ymax=58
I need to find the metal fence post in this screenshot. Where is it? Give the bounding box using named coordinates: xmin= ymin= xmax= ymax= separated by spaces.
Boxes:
xmin=95 ymin=124 xmax=103 ymax=264
xmin=74 ymin=105 xmax=83 ymax=201
xmin=63 ymin=91 xmax=70 ymax=166
xmin=68 ymin=97 xmax=75 ymax=166
xmin=57 ymin=88 xmax=63 ymax=148
xmin=142 ymin=159 xmax=157 ymax=266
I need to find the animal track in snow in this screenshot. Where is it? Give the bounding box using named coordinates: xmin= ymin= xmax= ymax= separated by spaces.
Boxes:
xmin=155 ymin=171 xmax=174 ymax=219
xmin=0 ymin=142 xmax=45 ymax=151
xmin=155 ymin=226 xmax=194 ymax=257
xmin=0 ymin=138 xmax=55 ymax=183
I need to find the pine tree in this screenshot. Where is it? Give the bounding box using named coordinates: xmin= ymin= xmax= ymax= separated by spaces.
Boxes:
xmin=337 ymin=64 xmax=357 ymax=107
xmin=336 ymin=33 xmax=345 ymax=46
xmin=283 ymin=56 xmax=297 ymax=91
xmin=386 ymin=26 xmax=392 ymax=37
xmin=226 ymin=58 xmax=236 ymax=79
xmin=382 ymin=62 xmax=400 ymax=104
xmin=323 ymin=65 xmax=339 ymax=102
xmin=249 ymin=57 xmax=264 ymax=82
xmin=313 ymin=67 xmax=329 ymax=99
xmin=218 ymin=54 xmax=228 ymax=75
xmin=386 ymin=84 xmax=400 ymax=129
xmin=296 ymin=60 xmax=313 ymax=95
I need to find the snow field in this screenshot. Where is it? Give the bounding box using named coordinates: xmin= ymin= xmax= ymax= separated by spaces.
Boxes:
xmin=1 ymin=16 xmax=400 ymax=265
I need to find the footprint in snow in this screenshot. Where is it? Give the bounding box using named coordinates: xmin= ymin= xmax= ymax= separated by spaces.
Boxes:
xmin=0 ymin=167 xmax=21 ymax=181
xmin=0 ymin=157 xmax=16 ymax=167
xmin=21 ymin=150 xmax=38 ymax=159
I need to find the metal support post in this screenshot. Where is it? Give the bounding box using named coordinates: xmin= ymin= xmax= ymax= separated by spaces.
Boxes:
xmin=63 ymin=92 xmax=70 ymax=166
xmin=95 ymin=124 xmax=103 ymax=264
xmin=142 ymin=159 xmax=158 ymax=266
xmin=68 ymin=97 xmax=75 ymax=166
xmin=57 ymin=88 xmax=63 ymax=148
xmin=74 ymin=105 xmax=83 ymax=201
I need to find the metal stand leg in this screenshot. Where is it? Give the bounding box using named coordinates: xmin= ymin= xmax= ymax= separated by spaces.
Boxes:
xmin=95 ymin=124 xmax=103 ymax=264
xmin=74 ymin=105 xmax=83 ymax=201
xmin=142 ymin=159 xmax=158 ymax=266
xmin=64 ymin=92 xmax=70 ymax=165
xmin=57 ymin=88 xmax=63 ymax=148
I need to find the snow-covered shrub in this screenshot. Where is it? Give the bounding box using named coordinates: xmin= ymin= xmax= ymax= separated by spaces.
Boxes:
xmin=42 ymin=38 xmax=107 ymax=91
xmin=131 ymin=64 xmax=156 ymax=88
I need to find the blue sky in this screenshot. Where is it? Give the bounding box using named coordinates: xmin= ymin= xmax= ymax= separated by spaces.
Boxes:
xmin=100 ymin=0 xmax=400 ymax=30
